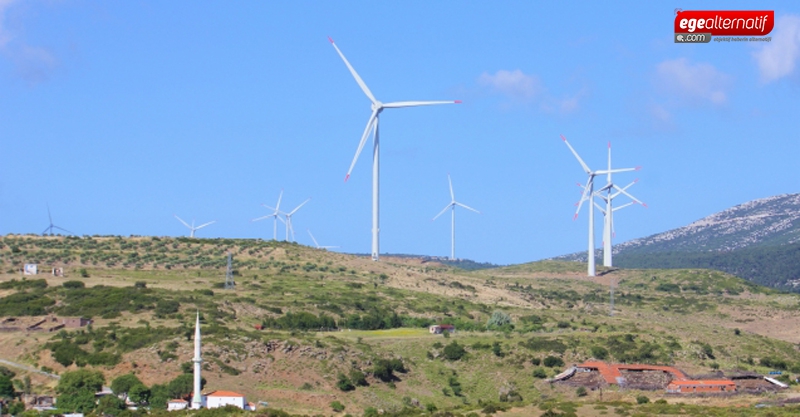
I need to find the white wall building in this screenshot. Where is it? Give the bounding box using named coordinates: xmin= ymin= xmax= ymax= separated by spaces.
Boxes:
xmin=167 ymin=399 xmax=188 ymax=411
xmin=205 ymin=391 xmax=247 ymax=409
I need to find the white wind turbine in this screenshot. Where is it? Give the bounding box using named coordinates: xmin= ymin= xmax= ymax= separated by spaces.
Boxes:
xmin=329 ymin=37 xmax=460 ymax=261
xmin=432 ymin=174 xmax=480 ymax=260
xmin=284 ymin=198 xmax=310 ymax=242
xmin=252 ymin=190 xmax=285 ymax=240
xmin=307 ymin=230 xmax=339 ymax=250
xmin=592 ymin=144 xmax=646 ymax=267
xmin=174 ymin=215 xmax=215 ymax=238
xmin=561 ymin=135 xmax=639 ymax=277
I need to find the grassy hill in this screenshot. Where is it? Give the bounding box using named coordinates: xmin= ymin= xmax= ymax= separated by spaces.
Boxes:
xmin=1 ymin=235 xmax=800 ymax=416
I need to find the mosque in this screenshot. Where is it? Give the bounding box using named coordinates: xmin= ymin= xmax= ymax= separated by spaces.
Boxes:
xmin=167 ymin=312 xmax=255 ymax=411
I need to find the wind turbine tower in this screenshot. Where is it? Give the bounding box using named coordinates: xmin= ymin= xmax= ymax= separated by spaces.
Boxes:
xmin=252 ymin=190 xmax=285 ymax=240
xmin=592 ymin=142 xmax=646 ymax=267
xmin=561 ymin=135 xmax=638 ymax=277
xmin=191 ymin=311 xmax=203 ymax=409
xmin=432 ymin=174 xmax=481 ymax=260
xmin=329 ymin=37 xmax=460 ymax=261
xmin=174 ymin=215 xmax=215 ymax=238
xmin=284 ymin=198 xmax=310 ymax=242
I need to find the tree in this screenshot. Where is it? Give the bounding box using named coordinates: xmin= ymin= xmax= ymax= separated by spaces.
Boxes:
xmin=111 ymin=373 xmax=143 ymax=399
xmin=129 ymin=383 xmax=151 ymax=405
xmin=168 ymin=373 xmax=203 ymax=399
xmin=57 ymin=368 xmax=105 ymax=395
xmin=149 ymin=383 xmax=171 ymax=410
xmin=57 ymin=389 xmax=97 ymax=414
xmin=0 ymin=374 xmax=15 ymax=399
xmin=96 ymin=394 xmax=126 ymax=416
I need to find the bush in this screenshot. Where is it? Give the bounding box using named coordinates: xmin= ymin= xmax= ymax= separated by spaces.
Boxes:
xmin=636 ymin=395 xmax=650 ymax=404
xmin=532 ymin=368 xmax=547 ymax=379
xmin=576 ymin=386 xmax=587 ymax=397
xmin=63 ymin=280 xmax=85 ymax=289
xmin=487 ymin=310 xmax=512 ymax=328
xmin=543 ymin=356 xmax=564 ymax=368
xmin=336 ymin=373 xmax=354 ymax=391
xmin=591 ymin=346 xmax=609 ymax=360
xmin=443 ymin=341 xmax=467 ymax=361
xmin=330 ymin=400 xmax=345 ymax=412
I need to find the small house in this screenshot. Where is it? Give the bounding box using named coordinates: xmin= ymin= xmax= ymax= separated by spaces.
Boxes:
xmin=205 ymin=390 xmax=248 ymax=409
xmin=167 ymin=399 xmax=189 ymax=411
xmin=429 ymin=324 xmax=455 ymax=334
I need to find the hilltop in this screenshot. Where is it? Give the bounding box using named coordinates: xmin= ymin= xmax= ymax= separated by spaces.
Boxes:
xmin=1 ymin=235 xmax=800 ymax=416
xmin=555 ymin=193 xmax=800 ymax=291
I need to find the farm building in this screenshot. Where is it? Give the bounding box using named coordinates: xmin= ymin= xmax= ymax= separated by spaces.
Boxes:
xmin=429 ymin=324 xmax=455 ymax=334
xmin=666 ymin=380 xmax=736 ymax=393
xmin=205 ymin=391 xmax=251 ymax=410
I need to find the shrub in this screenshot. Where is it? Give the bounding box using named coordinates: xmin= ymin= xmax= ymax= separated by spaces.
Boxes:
xmin=576 ymin=386 xmax=587 ymax=397
xmin=349 ymin=369 xmax=367 ymax=387
xmin=443 ymin=341 xmax=467 ymax=361
xmin=636 ymin=395 xmax=650 ymax=404
xmin=487 ymin=310 xmax=512 ymax=328
xmin=543 ymin=356 xmax=564 ymax=368
xmin=330 ymin=400 xmax=345 ymax=412
xmin=336 ymin=373 xmax=354 ymax=391
xmin=591 ymin=346 xmax=609 ymax=360
xmin=532 ymin=368 xmax=547 ymax=379
xmin=63 ymin=281 xmax=85 ymax=289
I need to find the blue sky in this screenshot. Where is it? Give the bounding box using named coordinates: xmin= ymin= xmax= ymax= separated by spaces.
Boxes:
xmin=1 ymin=1 xmax=799 ymax=265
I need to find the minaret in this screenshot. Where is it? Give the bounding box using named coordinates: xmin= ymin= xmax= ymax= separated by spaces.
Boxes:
xmin=191 ymin=311 xmax=203 ymax=409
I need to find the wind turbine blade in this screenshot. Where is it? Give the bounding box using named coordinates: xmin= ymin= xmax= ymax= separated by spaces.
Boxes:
xmin=561 ymin=135 xmax=592 ymax=174
xmin=610 ymin=179 xmax=637 ymax=199
xmin=47 ymin=204 xmax=53 ymax=224
xmin=345 ymin=111 xmax=378 ymax=181
xmin=288 ymin=198 xmax=311 ymax=216
xmin=277 ymin=216 xmax=286 ymax=224
xmin=612 ymin=202 xmax=635 ymax=212
xmin=455 ymin=202 xmax=480 ymax=214
xmin=196 ymin=221 xmax=216 ymax=230
xmin=275 ymin=189 xmax=283 ymax=212
xmin=432 ymin=204 xmax=452 ymax=221
xmin=607 ymin=141 xmax=612 ymax=182
xmin=448 ymin=174 xmax=454 ymax=201
xmin=53 ymin=226 xmax=73 ymax=234
xmin=614 ymin=185 xmax=645 ymax=206
xmin=597 ymin=167 xmax=638 ymax=175
xmin=382 ymin=100 xmax=460 ymax=108
xmin=307 ymin=230 xmax=320 ymax=248
xmin=252 ymin=216 xmax=270 ymax=222
xmin=573 ymin=179 xmax=593 ymax=219
xmin=174 ymin=215 xmax=191 ymax=229
xmin=328 ymin=37 xmax=377 ymax=104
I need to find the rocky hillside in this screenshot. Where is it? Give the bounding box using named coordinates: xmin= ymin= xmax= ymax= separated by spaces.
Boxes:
xmin=555 ymin=193 xmax=800 ymax=290
xmin=615 ymin=193 xmax=800 ymax=254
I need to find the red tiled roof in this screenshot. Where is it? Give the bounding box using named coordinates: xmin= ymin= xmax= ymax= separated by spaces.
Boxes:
xmin=206 ymin=390 xmax=245 ymax=397
xmin=168 ymin=399 xmax=188 ymax=403
xmin=668 ymin=380 xmax=735 ymax=386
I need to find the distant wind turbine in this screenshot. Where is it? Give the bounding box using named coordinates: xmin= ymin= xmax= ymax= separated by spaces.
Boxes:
xmin=307 ymin=230 xmax=339 ymax=250
xmin=42 ymin=205 xmax=72 ymax=236
xmin=592 ymin=144 xmax=646 ymax=267
xmin=252 ymin=189 xmax=285 ymax=240
xmin=174 ymin=215 xmax=215 ymax=238
xmin=284 ymin=198 xmax=310 ymax=242
xmin=329 ymin=37 xmax=460 ymax=261
xmin=432 ymin=174 xmax=480 ymax=261
xmin=561 ymin=135 xmax=639 ymax=277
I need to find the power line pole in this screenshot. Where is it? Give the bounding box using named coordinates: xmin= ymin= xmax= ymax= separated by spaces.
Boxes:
xmin=224 ymin=252 xmax=235 ymax=290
